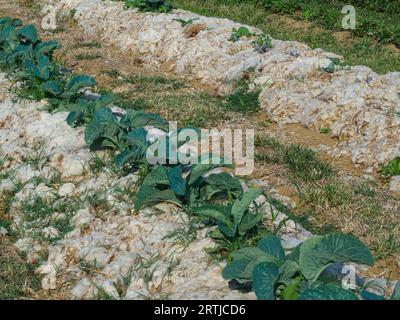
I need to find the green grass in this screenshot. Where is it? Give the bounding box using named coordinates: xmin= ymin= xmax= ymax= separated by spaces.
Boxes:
xmin=302 ymin=182 xmax=351 ymax=208
xmin=18 ymin=195 xmax=81 ymax=243
xmin=170 ymin=0 xmax=400 ymax=74
xmin=73 ymin=41 xmax=102 ymax=49
xmin=0 ymin=241 xmax=42 ymax=299
xmin=122 ymin=74 xmax=186 ymax=91
xmin=244 ymin=0 xmax=400 ymax=45
xmin=75 ymin=53 xmax=102 ymax=61
xmin=255 ymin=136 xmax=333 ymax=182
xmin=378 ymin=157 xmax=400 ymax=178
xmin=1 ymin=183 xmax=43 ymax=300
xmin=104 ymin=71 xmax=226 ymax=127
xmin=224 ymin=81 xmax=260 ymax=114
xmin=103 ymin=70 xmax=262 ymax=128
xmin=21 ymin=143 xmax=46 ymax=169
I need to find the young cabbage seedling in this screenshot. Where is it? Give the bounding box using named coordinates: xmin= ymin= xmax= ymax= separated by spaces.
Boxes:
xmin=173 ymin=18 xmax=199 ymax=27
xmin=253 ymin=34 xmax=273 ymax=53
xmin=229 ymin=26 xmax=255 ymax=43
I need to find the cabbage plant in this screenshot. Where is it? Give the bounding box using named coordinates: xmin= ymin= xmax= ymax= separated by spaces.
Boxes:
xmin=223 ymin=233 xmax=378 ymax=300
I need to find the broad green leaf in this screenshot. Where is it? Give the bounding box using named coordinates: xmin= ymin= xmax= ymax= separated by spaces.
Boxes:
xmin=237 ymin=26 xmax=249 ymax=36
xmin=64 ymin=74 xmax=96 ymax=96
xmin=205 ymin=173 xmax=242 ymax=193
xmin=21 ymin=56 xmax=35 ymax=73
xmin=287 ymin=242 xmax=302 ymax=263
xmin=231 ymin=188 xmax=262 ymax=225
xmin=84 ymin=108 xmax=121 ymax=149
xmin=34 ymin=40 xmax=60 ymax=58
xmin=0 ymin=17 xmax=13 ymax=26
xmin=222 ymin=247 xmax=278 ymax=283
xmin=195 ymin=205 xmax=232 ymax=227
xmin=94 ymin=94 xmax=119 ymax=109
xmin=1 ymin=25 xmax=19 ymax=50
xmin=167 ymin=165 xmax=186 ymax=196
xmin=217 ymin=220 xmax=237 ymax=238
xmin=66 ymin=111 xmax=82 ymax=127
xmin=257 ymin=235 xmax=286 ymax=262
xmin=208 ymin=228 xmax=226 ymax=241
xmin=124 ymin=127 xmax=149 ymax=147
xmin=222 ymin=255 xmax=272 ymax=283
xmin=115 ymin=129 xmax=149 ymax=168
xmin=281 ymin=276 xmax=301 ymax=300
xmin=199 ymin=183 xmax=223 ymax=201
xmin=278 ymin=260 xmax=300 ymax=286
xmin=7 ymin=44 xmax=32 ymax=63
xmin=300 ymin=233 xmax=374 ymax=281
xmin=360 ymin=290 xmax=385 ymax=300
xmin=121 ymin=109 xmax=168 ymax=130
xmin=142 ymin=165 xmax=169 ymax=188
xmin=188 ymin=162 xmax=224 ymax=186
xmin=134 ymin=185 xmax=181 ymax=210
xmin=238 ymin=210 xmax=263 ymax=235
xmin=41 ymin=80 xmax=62 ymax=95
xmin=221 ymin=259 xmax=250 ymax=283
xmin=252 ymin=262 xmax=279 ymax=300
xmin=231 ymin=247 xmax=268 ymax=262
xmin=17 ymin=24 xmax=38 ymax=43
xmin=299 ymin=285 xmax=359 ymax=300
xmin=66 ymin=95 xmax=118 ymax=126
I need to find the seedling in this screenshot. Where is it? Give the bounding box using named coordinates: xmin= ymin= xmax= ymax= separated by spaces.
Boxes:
xmin=253 ymin=34 xmax=273 ymax=53
xmin=229 ymin=26 xmax=255 ymax=42
xmin=378 ymin=157 xmax=400 ymax=178
xmin=173 ymin=18 xmax=199 ymax=27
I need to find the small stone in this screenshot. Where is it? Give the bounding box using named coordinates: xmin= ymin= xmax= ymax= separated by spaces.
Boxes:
xmin=42 ymin=226 xmax=60 ymax=239
xmin=42 ymin=275 xmax=57 ymax=290
xmin=389 ymin=176 xmax=400 ymax=193
xmin=14 ymin=165 xmax=40 ymax=182
xmin=58 ymin=183 xmax=76 ymax=197
xmin=79 ymin=246 xmax=112 ymax=267
xmin=255 ymin=194 xmax=267 ymax=206
xmin=103 ymin=253 xmax=136 ymax=277
xmin=283 ymin=219 xmax=297 ymax=231
xmin=362 ymin=174 xmax=375 ymax=181
xmin=0 ymin=178 xmax=13 ymax=193
xmin=61 ymin=157 xmax=85 ymax=177
xmin=34 ymin=99 xmax=49 ymax=110
xmin=280 ymin=234 xmax=303 ymax=250
xmin=247 ymin=179 xmax=270 ymax=190
xmin=0 ymin=227 xmax=8 ymax=236
xmin=71 ymin=278 xmax=94 ymax=299
xmin=36 ymin=183 xmax=55 ymax=199
xmin=71 ymin=209 xmax=94 ymax=227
